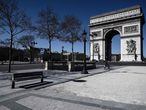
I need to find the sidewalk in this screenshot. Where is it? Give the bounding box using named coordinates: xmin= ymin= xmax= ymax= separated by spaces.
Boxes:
xmin=0 ymin=61 xmax=30 ymax=65
xmin=0 ymin=66 xmax=146 ymax=110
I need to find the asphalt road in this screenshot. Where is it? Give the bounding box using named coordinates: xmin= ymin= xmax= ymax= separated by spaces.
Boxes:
xmin=1 ymin=61 xmax=145 ymax=72
xmin=0 ymin=63 xmax=44 ymax=72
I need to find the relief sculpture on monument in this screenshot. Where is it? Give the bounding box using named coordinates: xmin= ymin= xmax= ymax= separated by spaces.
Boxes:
xmin=94 ymin=43 xmax=99 ymax=53
xmin=124 ymin=25 xmax=139 ymax=34
xmin=126 ymin=39 xmax=136 ymax=54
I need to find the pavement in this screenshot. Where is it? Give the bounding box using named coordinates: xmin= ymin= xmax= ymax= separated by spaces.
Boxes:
xmin=0 ymin=66 xmax=146 ymax=110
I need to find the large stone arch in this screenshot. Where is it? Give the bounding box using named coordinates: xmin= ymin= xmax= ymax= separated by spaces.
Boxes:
xmin=90 ymin=5 xmax=145 ymax=62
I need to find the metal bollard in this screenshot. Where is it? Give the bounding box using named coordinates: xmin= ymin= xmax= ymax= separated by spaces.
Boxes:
xmin=45 ymin=61 xmax=48 ymax=70
xmin=68 ymin=61 xmax=71 ymax=72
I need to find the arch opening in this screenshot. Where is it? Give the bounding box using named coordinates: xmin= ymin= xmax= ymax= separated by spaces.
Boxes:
xmin=105 ymin=30 xmax=121 ymax=61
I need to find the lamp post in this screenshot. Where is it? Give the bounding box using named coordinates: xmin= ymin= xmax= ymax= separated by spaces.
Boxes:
xmin=40 ymin=48 xmax=44 ymax=63
xmin=81 ymin=30 xmax=88 ymax=74
xmin=30 ymin=41 xmax=37 ymax=63
xmin=62 ymin=46 xmax=64 ymax=61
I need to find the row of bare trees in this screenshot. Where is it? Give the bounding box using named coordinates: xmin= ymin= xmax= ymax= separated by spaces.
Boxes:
xmin=0 ymin=0 xmax=83 ymax=72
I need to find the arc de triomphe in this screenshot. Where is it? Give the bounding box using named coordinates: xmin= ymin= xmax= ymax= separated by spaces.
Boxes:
xmin=89 ymin=5 xmax=145 ymax=61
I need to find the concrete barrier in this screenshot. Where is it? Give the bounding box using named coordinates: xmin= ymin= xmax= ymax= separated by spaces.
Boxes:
xmin=47 ymin=61 xmax=96 ymax=71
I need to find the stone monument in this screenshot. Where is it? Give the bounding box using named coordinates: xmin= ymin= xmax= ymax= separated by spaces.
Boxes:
xmin=89 ymin=5 xmax=145 ymax=61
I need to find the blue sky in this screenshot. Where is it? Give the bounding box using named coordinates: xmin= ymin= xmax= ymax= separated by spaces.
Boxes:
xmin=1 ymin=0 xmax=146 ymax=56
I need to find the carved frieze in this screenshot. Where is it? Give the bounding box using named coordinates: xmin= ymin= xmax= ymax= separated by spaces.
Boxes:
xmin=124 ymin=25 xmax=139 ymax=34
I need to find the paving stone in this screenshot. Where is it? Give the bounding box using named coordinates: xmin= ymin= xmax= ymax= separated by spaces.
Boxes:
xmin=0 ymin=66 xmax=146 ymax=110
xmin=0 ymin=105 xmax=11 ymax=110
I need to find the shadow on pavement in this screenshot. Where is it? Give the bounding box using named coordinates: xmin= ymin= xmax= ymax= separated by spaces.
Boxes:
xmin=19 ymin=81 xmax=53 ymax=89
xmin=72 ymin=79 xmax=87 ymax=82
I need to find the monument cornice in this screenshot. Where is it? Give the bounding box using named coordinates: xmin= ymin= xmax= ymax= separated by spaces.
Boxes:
xmin=90 ymin=5 xmax=141 ymax=19
xmin=89 ymin=14 xmax=143 ymax=27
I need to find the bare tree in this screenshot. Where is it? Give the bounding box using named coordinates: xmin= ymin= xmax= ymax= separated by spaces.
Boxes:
xmin=0 ymin=0 xmax=31 ymax=72
xmin=18 ymin=35 xmax=35 ymax=50
xmin=0 ymin=40 xmax=5 ymax=47
xmin=35 ymin=7 xmax=60 ymax=61
xmin=61 ymin=15 xmax=82 ymax=62
xmin=0 ymin=38 xmax=10 ymax=47
xmin=18 ymin=35 xmax=37 ymax=63
xmin=1 ymin=37 xmax=20 ymax=48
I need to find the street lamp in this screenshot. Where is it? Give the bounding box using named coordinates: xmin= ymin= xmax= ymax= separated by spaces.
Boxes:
xmin=62 ymin=46 xmax=64 ymax=61
xmin=81 ymin=30 xmax=88 ymax=74
xmin=30 ymin=41 xmax=37 ymax=63
xmin=40 ymin=48 xmax=44 ymax=63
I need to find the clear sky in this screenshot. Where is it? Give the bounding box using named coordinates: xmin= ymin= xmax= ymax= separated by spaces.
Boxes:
xmin=3 ymin=0 xmax=146 ymax=56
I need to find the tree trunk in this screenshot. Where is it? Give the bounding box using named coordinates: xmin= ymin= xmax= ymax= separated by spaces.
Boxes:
xmin=72 ymin=42 xmax=74 ymax=62
xmin=8 ymin=34 xmax=13 ymax=72
xmin=30 ymin=47 xmax=32 ymax=64
xmin=49 ymin=38 xmax=53 ymax=69
xmin=49 ymin=39 xmax=52 ymax=61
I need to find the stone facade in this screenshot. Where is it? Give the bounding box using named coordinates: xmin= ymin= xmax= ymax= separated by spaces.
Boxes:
xmin=89 ymin=5 xmax=145 ymax=61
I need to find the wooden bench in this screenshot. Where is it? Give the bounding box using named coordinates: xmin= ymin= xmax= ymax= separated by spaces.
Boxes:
xmin=11 ymin=70 xmax=44 ymax=89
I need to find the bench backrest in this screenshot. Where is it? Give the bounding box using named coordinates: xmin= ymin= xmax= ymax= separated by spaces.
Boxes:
xmin=12 ymin=71 xmax=43 ymax=81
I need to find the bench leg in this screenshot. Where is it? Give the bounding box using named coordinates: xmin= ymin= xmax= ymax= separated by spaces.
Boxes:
xmin=12 ymin=80 xmax=15 ymax=89
xmin=41 ymin=77 xmax=43 ymax=83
